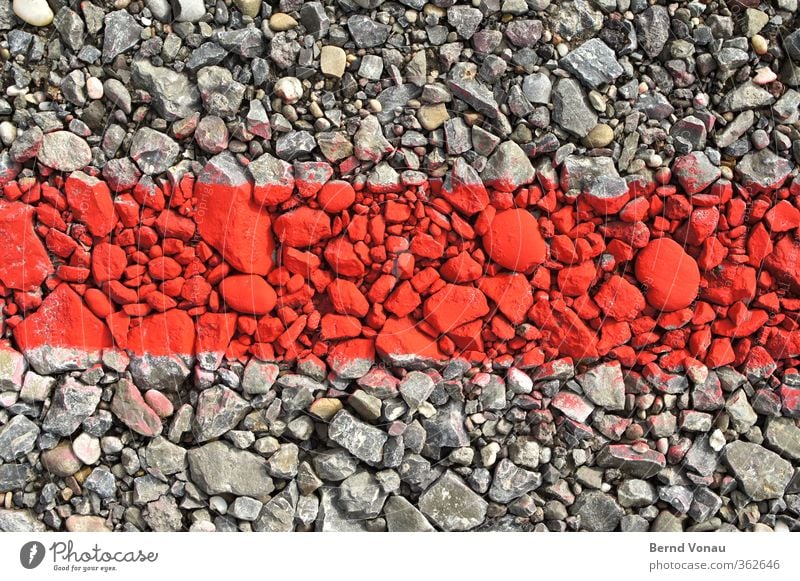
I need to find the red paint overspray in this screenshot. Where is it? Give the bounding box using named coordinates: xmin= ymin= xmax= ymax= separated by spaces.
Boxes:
xmin=1 ymin=158 xmax=800 ymax=383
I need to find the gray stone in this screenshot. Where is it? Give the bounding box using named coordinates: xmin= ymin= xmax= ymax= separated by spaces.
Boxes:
xmin=635 ymin=6 xmax=670 ymax=58
xmin=689 ymin=487 xmax=722 ymax=523
xmin=715 ymin=110 xmax=755 ymax=149
xmin=560 ymin=39 xmax=623 ymax=89
xmin=376 ymin=84 xmax=422 ymax=124
xmin=576 ymin=361 xmax=625 ymax=411
xmin=103 ymin=10 xmax=142 ymax=62
xmin=421 ymin=400 xmax=469 ymax=448
xmin=266 ymin=443 xmax=299 ymax=479
xmin=354 ymin=115 xmax=393 ymax=163
xmin=551 ymin=0 xmax=602 ymax=41
xmin=134 ymin=475 xmax=169 ymax=504
xmin=84 ymin=467 xmax=116 ymax=499
xmin=765 ymin=417 xmax=800 ymax=460
xmin=636 ymin=91 xmax=675 ymax=120
xmin=399 ymin=372 xmax=435 ymax=410
xmin=328 ymin=410 xmax=388 ymax=465
xmin=188 ymin=441 xmax=275 ymax=497
xmin=722 ymin=441 xmax=793 ymax=501
xmin=447 ymin=62 xmax=500 ymax=118
xmin=552 ymin=79 xmax=597 ymax=138
xmin=522 ymin=73 xmax=552 ymax=105
xmin=447 ymin=6 xmax=483 ymax=39
xmin=131 ymin=59 xmax=201 ymax=121
xmin=719 ymin=81 xmax=776 ymax=112
xmin=0 ymin=415 xmax=39 ymax=461
xmin=347 ymin=15 xmax=389 ymax=48
xmin=384 ymin=496 xmax=435 ymax=532
xmin=275 ymin=131 xmax=317 ymax=160
xmin=171 ymin=0 xmax=205 ymax=22
xmin=216 ymin=28 xmax=265 ymax=58
xmin=488 ymin=459 xmax=542 ymax=503
xmin=337 ymin=471 xmax=388 ymax=518
xmin=659 ymin=485 xmax=694 ymax=514
xmin=312 ymin=449 xmax=359 ymax=481
xmin=316 ymin=487 xmax=368 ymax=531
xmin=481 ymin=141 xmax=535 ymax=191
xmin=299 ymin=2 xmax=329 ymax=39
xmin=144 ymin=496 xmax=183 ymax=531
xmin=0 ymin=508 xmax=45 ymax=531
xmin=0 ymin=346 xmax=25 ymax=391
xmin=725 ymin=390 xmax=757 ymax=433
xmin=241 ymin=360 xmax=279 ymax=395
xmin=229 ymin=497 xmax=264 ymax=522
xmin=37 ymin=131 xmax=91 ymax=172
xmin=736 ymin=149 xmax=793 ymax=192
xmin=571 ymin=490 xmax=623 ymax=531
xmin=130 ymin=128 xmax=178 ymax=175
xmin=684 ymin=434 xmax=720 ymax=476
xmin=197 ymin=66 xmax=245 ymax=118
xmin=419 ymin=471 xmax=488 ymax=531
xmin=129 ymin=354 xmax=192 ymax=392
xmin=53 ymin=7 xmax=84 ymax=52
xmin=145 ymin=436 xmax=187 ymax=475
xmin=253 ymin=481 xmax=298 ymax=532
xmin=42 ymin=378 xmax=101 ymax=437
xmin=192 ymin=386 xmax=249 ymax=443
xmin=595 ymin=444 xmax=665 ymax=478
xmin=617 ymin=479 xmax=657 ymax=508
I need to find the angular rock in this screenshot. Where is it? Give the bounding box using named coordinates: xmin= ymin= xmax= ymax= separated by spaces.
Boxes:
xmin=419 ymin=471 xmax=487 ymax=531
xmin=552 ymin=79 xmax=598 ymax=138
xmin=328 ymin=410 xmax=387 ymax=465
xmin=722 ymin=441 xmax=793 ymax=501
xmin=110 ymin=379 xmax=163 ymax=437
xmin=192 ymin=386 xmax=249 ymax=443
xmin=188 ymin=441 xmax=274 ymax=497
xmin=559 ymin=38 xmax=623 ymax=89
xmin=132 ymin=59 xmax=201 ymax=121
xmin=571 ymin=491 xmax=624 ymax=531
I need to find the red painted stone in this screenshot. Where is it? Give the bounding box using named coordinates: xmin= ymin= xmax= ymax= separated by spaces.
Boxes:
xmin=13 ymin=284 xmax=113 ymax=354
xmin=0 ymin=200 xmax=52 ymax=290
xmin=635 ymin=238 xmax=699 ymax=312
xmin=64 ymin=172 xmax=117 ymax=237
xmin=194 ymin=153 xmax=275 ymax=275
xmin=219 ymin=274 xmax=277 ymax=315
xmin=482 ymin=209 xmax=546 ymax=272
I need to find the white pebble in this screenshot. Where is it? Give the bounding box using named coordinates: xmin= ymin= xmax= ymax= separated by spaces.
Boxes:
xmin=274 ymin=77 xmax=303 ymax=105
xmin=86 ymin=77 xmax=104 ymax=100
xmin=0 ymin=121 xmax=16 ymax=146
xmin=12 ymin=0 xmax=53 ymax=26
xmin=72 ymin=433 xmax=101 ymax=465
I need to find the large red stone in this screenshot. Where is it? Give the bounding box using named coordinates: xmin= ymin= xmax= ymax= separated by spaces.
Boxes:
xmin=376 ymin=316 xmax=446 ymax=366
xmin=0 ymin=200 xmax=52 ymax=291
xmin=423 ymin=284 xmax=489 ymax=335
xmin=195 ymin=312 xmax=238 ymax=369
xmin=594 ymin=275 xmax=645 ymax=322
xmin=195 ymin=153 xmax=274 ymax=275
xmin=91 ymin=242 xmax=126 ymax=284
xmin=219 ymin=274 xmax=277 ymax=315
xmin=65 ymin=171 xmax=117 ymax=237
xmin=126 ymin=309 xmax=195 ymax=357
xmin=273 ymin=207 xmax=332 ymax=247
xmin=477 ymin=273 xmax=533 ymax=325
xmin=635 ymin=238 xmax=700 ymax=312
xmin=483 ymin=209 xmax=546 ymax=272
xmin=13 ymin=284 xmax=112 ymax=353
